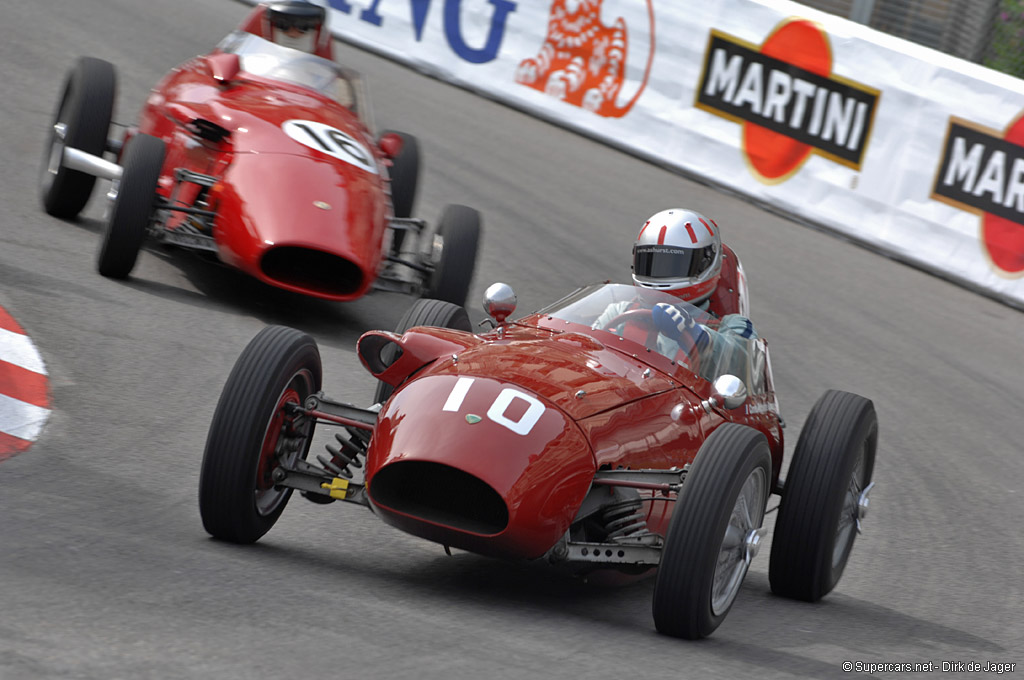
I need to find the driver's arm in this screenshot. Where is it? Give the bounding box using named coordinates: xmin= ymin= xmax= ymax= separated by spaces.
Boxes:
xmin=591 ymin=300 xmax=630 ymax=331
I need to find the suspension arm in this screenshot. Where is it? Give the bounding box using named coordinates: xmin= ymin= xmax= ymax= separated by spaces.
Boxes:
xmin=591 ymin=468 xmax=687 ymax=494
xmin=299 ymin=394 xmax=377 ymax=431
xmin=271 ymin=460 xmax=369 ymax=507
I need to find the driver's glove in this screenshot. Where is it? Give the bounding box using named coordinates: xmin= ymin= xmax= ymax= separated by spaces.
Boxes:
xmin=652 ymin=303 xmax=694 ymax=342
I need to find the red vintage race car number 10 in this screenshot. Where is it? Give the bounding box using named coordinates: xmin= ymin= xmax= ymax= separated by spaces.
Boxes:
xmin=282 ymin=119 xmax=379 ymax=175
xmin=442 ymin=377 xmax=545 ymax=436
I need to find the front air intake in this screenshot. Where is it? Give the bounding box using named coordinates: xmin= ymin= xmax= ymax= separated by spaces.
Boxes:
xmin=261 ymin=247 xmax=363 ymax=297
xmin=369 ymin=461 xmax=509 ymax=535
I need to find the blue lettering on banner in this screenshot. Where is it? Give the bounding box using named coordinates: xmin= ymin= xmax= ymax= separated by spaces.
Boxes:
xmin=410 ymin=0 xmax=430 ymax=40
xmin=359 ymin=0 xmax=384 ymax=26
xmin=326 ymin=0 xmax=516 ymax=63
xmin=444 ymin=0 xmax=516 ymax=63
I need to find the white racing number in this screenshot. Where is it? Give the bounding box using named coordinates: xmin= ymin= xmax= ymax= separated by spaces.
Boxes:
xmin=442 ymin=376 xmax=545 ymax=436
xmin=282 ymin=119 xmax=378 ymax=175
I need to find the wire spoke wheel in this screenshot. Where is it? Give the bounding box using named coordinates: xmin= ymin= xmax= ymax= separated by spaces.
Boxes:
xmin=769 ymin=390 xmax=878 ymax=602
xmin=199 ymin=326 xmax=322 ymax=544
xmin=653 ymin=424 xmax=771 ymax=639
xmin=711 ymin=466 xmax=766 ymax=616
xmin=833 ymin=444 xmax=867 ymax=569
xmin=39 ymin=57 xmax=115 ymax=218
xmin=253 ymin=377 xmax=313 ymax=516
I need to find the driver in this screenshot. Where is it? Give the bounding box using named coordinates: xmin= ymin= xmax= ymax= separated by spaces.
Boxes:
xmin=593 ymin=208 xmax=757 ymax=373
xmin=240 ymin=1 xmax=333 ymax=58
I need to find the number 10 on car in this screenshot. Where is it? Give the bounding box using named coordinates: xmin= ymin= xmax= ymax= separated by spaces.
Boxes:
xmin=442 ymin=377 xmax=545 ymax=436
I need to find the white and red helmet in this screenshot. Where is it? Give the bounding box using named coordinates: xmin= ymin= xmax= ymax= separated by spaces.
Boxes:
xmin=632 ymin=208 xmax=723 ymax=304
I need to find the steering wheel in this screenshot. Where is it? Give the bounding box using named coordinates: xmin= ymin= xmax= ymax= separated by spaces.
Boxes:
xmin=601 ymin=308 xmax=659 ymax=348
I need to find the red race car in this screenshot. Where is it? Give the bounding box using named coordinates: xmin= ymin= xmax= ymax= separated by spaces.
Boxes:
xmin=198 ymin=282 xmax=878 ymax=639
xmin=39 ymin=4 xmax=481 ymax=306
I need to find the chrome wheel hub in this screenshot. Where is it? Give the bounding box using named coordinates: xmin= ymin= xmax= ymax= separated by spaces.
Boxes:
xmin=711 ymin=466 xmax=766 ymax=616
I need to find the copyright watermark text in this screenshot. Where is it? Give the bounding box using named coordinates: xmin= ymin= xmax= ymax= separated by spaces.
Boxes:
xmin=842 ymin=661 xmax=1017 ymax=673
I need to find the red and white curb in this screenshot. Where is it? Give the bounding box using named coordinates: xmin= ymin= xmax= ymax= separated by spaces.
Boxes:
xmin=0 ymin=306 xmax=51 ymax=461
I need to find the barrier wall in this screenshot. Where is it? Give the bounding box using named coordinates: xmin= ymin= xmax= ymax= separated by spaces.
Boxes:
xmin=249 ymin=0 xmax=1024 ymax=307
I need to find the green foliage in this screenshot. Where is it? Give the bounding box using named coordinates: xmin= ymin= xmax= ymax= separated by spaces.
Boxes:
xmin=984 ymin=0 xmax=1024 ymax=79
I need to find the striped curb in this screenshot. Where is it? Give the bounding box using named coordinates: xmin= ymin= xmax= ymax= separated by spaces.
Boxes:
xmin=0 ymin=306 xmax=51 ymax=462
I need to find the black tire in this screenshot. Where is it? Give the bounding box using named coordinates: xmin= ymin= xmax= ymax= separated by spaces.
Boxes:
xmin=199 ymin=326 xmax=322 ymax=544
xmin=424 ymin=204 xmax=481 ymax=307
xmin=40 ymin=57 xmax=116 ymax=218
xmin=372 ymin=298 xmax=471 ymax=405
xmin=653 ymin=424 xmax=771 ymax=639
xmin=97 ymin=134 xmax=165 ymax=279
xmin=769 ymin=390 xmax=878 ymax=602
xmin=383 ymin=130 xmax=419 ymax=220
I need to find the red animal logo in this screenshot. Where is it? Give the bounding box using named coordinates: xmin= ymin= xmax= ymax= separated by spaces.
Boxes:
xmin=515 ymin=0 xmax=654 ymax=118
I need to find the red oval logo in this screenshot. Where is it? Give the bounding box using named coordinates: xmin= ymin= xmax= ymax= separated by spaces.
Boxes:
xmin=743 ymin=19 xmax=832 ymax=181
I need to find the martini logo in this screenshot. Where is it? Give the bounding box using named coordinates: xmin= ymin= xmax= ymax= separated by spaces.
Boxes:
xmin=696 ymin=20 xmax=880 ymax=182
xmin=515 ymin=0 xmax=655 ymax=118
xmin=932 ymin=115 xmax=1024 ymax=276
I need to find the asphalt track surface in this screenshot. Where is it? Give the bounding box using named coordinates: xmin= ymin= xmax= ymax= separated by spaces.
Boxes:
xmin=2 ymin=1 xmax=1023 ymax=678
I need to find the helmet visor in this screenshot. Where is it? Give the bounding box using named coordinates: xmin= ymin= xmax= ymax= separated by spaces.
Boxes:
xmin=268 ymin=4 xmax=326 ymax=32
xmin=634 ymin=245 xmax=714 ymax=279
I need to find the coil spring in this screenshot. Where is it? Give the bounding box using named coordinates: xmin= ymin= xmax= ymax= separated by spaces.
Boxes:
xmin=316 ymin=430 xmax=365 ymax=480
xmin=601 ymin=497 xmax=650 ymax=541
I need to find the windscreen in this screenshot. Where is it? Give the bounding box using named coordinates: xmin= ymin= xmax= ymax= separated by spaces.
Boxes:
xmin=533 ymin=283 xmax=762 ymax=391
xmin=216 ymin=31 xmax=363 ymax=114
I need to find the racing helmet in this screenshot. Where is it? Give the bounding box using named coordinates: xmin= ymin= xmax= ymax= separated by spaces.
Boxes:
xmin=631 ymin=208 xmax=722 ymax=304
xmin=263 ymin=1 xmax=327 ymax=54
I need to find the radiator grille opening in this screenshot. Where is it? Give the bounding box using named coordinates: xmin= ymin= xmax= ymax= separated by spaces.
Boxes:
xmin=261 ymin=247 xmax=362 ymax=296
xmin=370 ymin=461 xmax=508 ymax=535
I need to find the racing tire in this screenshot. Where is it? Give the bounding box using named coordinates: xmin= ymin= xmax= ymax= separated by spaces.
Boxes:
xmin=199 ymin=325 xmax=322 ymax=544
xmin=97 ymin=133 xmax=165 ymax=279
xmin=424 ymin=204 xmax=481 ymax=307
xmin=653 ymin=424 xmax=771 ymax=639
xmin=769 ymin=390 xmax=877 ymax=602
xmin=40 ymin=57 xmax=116 ymax=218
xmin=383 ymin=130 xmax=419 ymax=217
xmin=372 ymin=298 xmax=471 ymax=404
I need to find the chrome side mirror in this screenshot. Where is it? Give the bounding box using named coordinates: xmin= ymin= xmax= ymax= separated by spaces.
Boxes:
xmin=702 ymin=374 xmax=747 ymax=412
xmin=483 ymin=282 xmax=516 ymax=325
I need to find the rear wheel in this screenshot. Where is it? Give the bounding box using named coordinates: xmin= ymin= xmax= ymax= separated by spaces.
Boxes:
xmin=199 ymin=326 xmax=322 ymax=544
xmin=40 ymin=57 xmax=116 ymax=218
xmin=653 ymin=424 xmax=771 ymax=639
xmin=383 ymin=130 xmax=420 ymax=254
xmin=372 ymin=298 xmax=471 ymax=405
xmin=97 ymin=134 xmax=165 ymax=279
xmin=424 ymin=204 xmax=481 ymax=307
xmin=383 ymin=130 xmax=419 ymax=219
xmin=769 ymin=390 xmax=877 ymax=601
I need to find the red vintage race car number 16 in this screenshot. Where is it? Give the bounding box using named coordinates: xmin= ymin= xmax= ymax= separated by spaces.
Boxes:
xmin=282 ymin=119 xmax=379 ymax=175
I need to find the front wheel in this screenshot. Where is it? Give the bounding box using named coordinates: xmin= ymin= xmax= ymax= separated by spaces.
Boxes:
xmin=769 ymin=390 xmax=877 ymax=601
xmin=652 ymin=424 xmax=771 ymax=639
xmin=424 ymin=204 xmax=481 ymax=307
xmin=97 ymin=134 xmax=165 ymax=279
xmin=372 ymin=298 xmax=471 ymax=404
xmin=199 ymin=326 xmax=322 ymax=544
xmin=40 ymin=57 xmax=116 ymax=218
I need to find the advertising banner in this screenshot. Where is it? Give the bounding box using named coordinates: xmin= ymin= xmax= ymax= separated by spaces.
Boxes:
xmin=246 ymin=0 xmax=1024 ymax=306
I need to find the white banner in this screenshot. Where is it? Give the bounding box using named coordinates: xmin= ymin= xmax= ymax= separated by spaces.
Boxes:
xmin=246 ymin=0 xmax=1024 ymax=307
